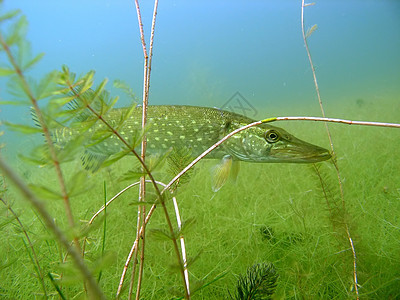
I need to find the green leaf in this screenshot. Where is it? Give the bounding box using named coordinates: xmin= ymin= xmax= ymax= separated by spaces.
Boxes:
xmin=79 ymin=71 xmax=95 ymax=96
xmin=114 ymin=103 xmax=136 ymax=133
xmin=35 ymin=71 xmax=59 ymax=100
xmin=0 ymin=9 xmax=21 ymax=22
xmin=4 ymin=121 xmax=42 ymax=134
xmin=149 ymin=228 xmax=174 ymax=241
xmin=0 ymin=67 xmax=15 ymax=76
xmin=0 ymin=100 xmax=29 ymax=105
xmin=92 ymin=79 xmax=108 ymax=103
xmin=101 ymin=149 xmax=130 ymax=168
xmin=89 ymin=251 xmax=117 ymax=274
xmin=120 ymin=168 xmax=146 ymax=181
xmin=0 ymin=213 xmax=17 ymax=231
xmin=306 ymin=24 xmax=318 ymax=38
xmin=56 ymin=135 xmax=85 ymax=163
xmin=6 ymin=15 xmax=28 ymax=46
xmin=47 ymin=272 xmax=67 ymax=300
xmin=176 ymin=217 xmax=196 ymax=237
xmin=29 ymin=184 xmax=62 ymax=200
xmin=113 ymin=79 xmax=136 ymax=102
xmin=23 ymin=52 xmax=44 ymax=71
xmin=66 ymin=171 xmax=92 ymax=197
xmin=88 ymin=130 xmax=113 ymax=147
xmin=148 ymin=148 xmax=172 ymax=173
xmin=17 ymin=145 xmax=51 ymax=167
xmin=0 ymin=131 xmax=4 ymax=149
xmin=188 ymin=272 xmax=228 ymax=297
xmin=15 ymin=39 xmax=32 ymax=70
xmin=18 ymin=153 xmax=48 ymax=167
xmin=58 ymin=65 xmax=76 ymax=86
xmin=6 ymin=75 xmax=28 ymax=100
xmin=167 ymin=147 xmax=194 ymax=188
xmin=0 ymin=258 xmax=18 ymax=272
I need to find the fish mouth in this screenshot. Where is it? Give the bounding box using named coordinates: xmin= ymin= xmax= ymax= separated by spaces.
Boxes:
xmin=269 ymin=143 xmax=332 ymax=163
xmin=294 ymin=150 xmax=331 ymax=163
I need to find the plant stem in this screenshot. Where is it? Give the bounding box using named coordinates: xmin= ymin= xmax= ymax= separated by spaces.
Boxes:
xmin=0 ymin=32 xmax=80 ymax=250
xmin=0 ymin=157 xmax=105 ymax=300
xmin=133 ymin=0 xmax=151 ymax=297
xmin=269 ymin=116 xmax=400 ymax=128
xmin=97 ymin=181 xmax=107 ymax=283
xmin=300 ymin=1 xmax=359 ymax=298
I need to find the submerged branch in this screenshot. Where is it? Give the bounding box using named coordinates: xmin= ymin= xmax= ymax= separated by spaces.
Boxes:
xmin=264 ymin=116 xmax=400 ymax=128
xmin=132 ymin=0 xmax=159 ymax=298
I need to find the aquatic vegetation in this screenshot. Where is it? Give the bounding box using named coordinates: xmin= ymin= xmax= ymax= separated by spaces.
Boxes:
xmin=1 ymin=2 xmax=400 ymax=300
xmin=230 ymin=262 xmax=278 ymax=300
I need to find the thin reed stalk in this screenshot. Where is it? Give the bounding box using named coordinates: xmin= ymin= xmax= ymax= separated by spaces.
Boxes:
xmin=131 ymin=1 xmax=148 ymax=297
xmin=130 ymin=1 xmax=159 ymax=298
xmin=301 ymin=1 xmax=359 ymax=298
xmin=267 ymin=117 xmax=400 ymax=128
xmin=97 ymin=181 xmax=107 ymax=283
xmin=172 ymin=196 xmax=190 ymax=295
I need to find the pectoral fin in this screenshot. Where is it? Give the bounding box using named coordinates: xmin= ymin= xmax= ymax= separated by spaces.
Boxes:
xmin=230 ymin=158 xmax=240 ymax=182
xmin=211 ymin=155 xmax=240 ymax=192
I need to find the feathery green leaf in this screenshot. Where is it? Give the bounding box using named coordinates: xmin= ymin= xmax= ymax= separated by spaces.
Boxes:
xmin=4 ymin=121 xmax=42 ymax=134
xmin=232 ymin=262 xmax=278 ymax=300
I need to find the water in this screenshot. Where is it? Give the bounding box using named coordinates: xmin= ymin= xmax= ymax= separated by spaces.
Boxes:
xmin=1 ymin=1 xmax=400 ymax=298
xmin=1 ymin=0 xmax=399 ymax=118
xmin=1 ymin=0 xmax=399 ymax=171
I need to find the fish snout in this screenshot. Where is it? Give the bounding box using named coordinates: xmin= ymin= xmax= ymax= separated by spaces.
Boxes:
xmin=269 ymin=139 xmax=331 ymax=163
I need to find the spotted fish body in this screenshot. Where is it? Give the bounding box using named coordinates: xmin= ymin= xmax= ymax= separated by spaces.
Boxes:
xmin=108 ymin=105 xmax=239 ymax=159
xmin=53 ymin=105 xmax=331 ymax=173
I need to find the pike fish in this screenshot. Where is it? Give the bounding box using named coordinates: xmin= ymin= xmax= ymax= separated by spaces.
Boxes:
xmin=52 ymin=103 xmax=331 ymax=191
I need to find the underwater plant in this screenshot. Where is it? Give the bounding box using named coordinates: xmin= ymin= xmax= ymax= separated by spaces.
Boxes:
xmin=1 ymin=1 xmax=399 ymax=300
xmin=230 ymin=262 xmax=278 ymax=300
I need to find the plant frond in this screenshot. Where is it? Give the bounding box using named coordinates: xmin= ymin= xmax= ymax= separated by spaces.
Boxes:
xmin=231 ymin=262 xmax=278 ymax=300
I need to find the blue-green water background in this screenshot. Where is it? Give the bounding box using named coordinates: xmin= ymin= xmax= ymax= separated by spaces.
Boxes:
xmin=1 ymin=0 xmax=399 ymax=159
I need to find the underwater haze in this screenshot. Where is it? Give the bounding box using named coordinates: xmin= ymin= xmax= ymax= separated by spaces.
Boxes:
xmin=1 ymin=0 xmax=400 ymax=146
xmin=1 ymin=0 xmax=400 ymax=299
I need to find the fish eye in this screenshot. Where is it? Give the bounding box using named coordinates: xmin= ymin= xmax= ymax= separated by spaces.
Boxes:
xmin=264 ymin=130 xmax=280 ymax=143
